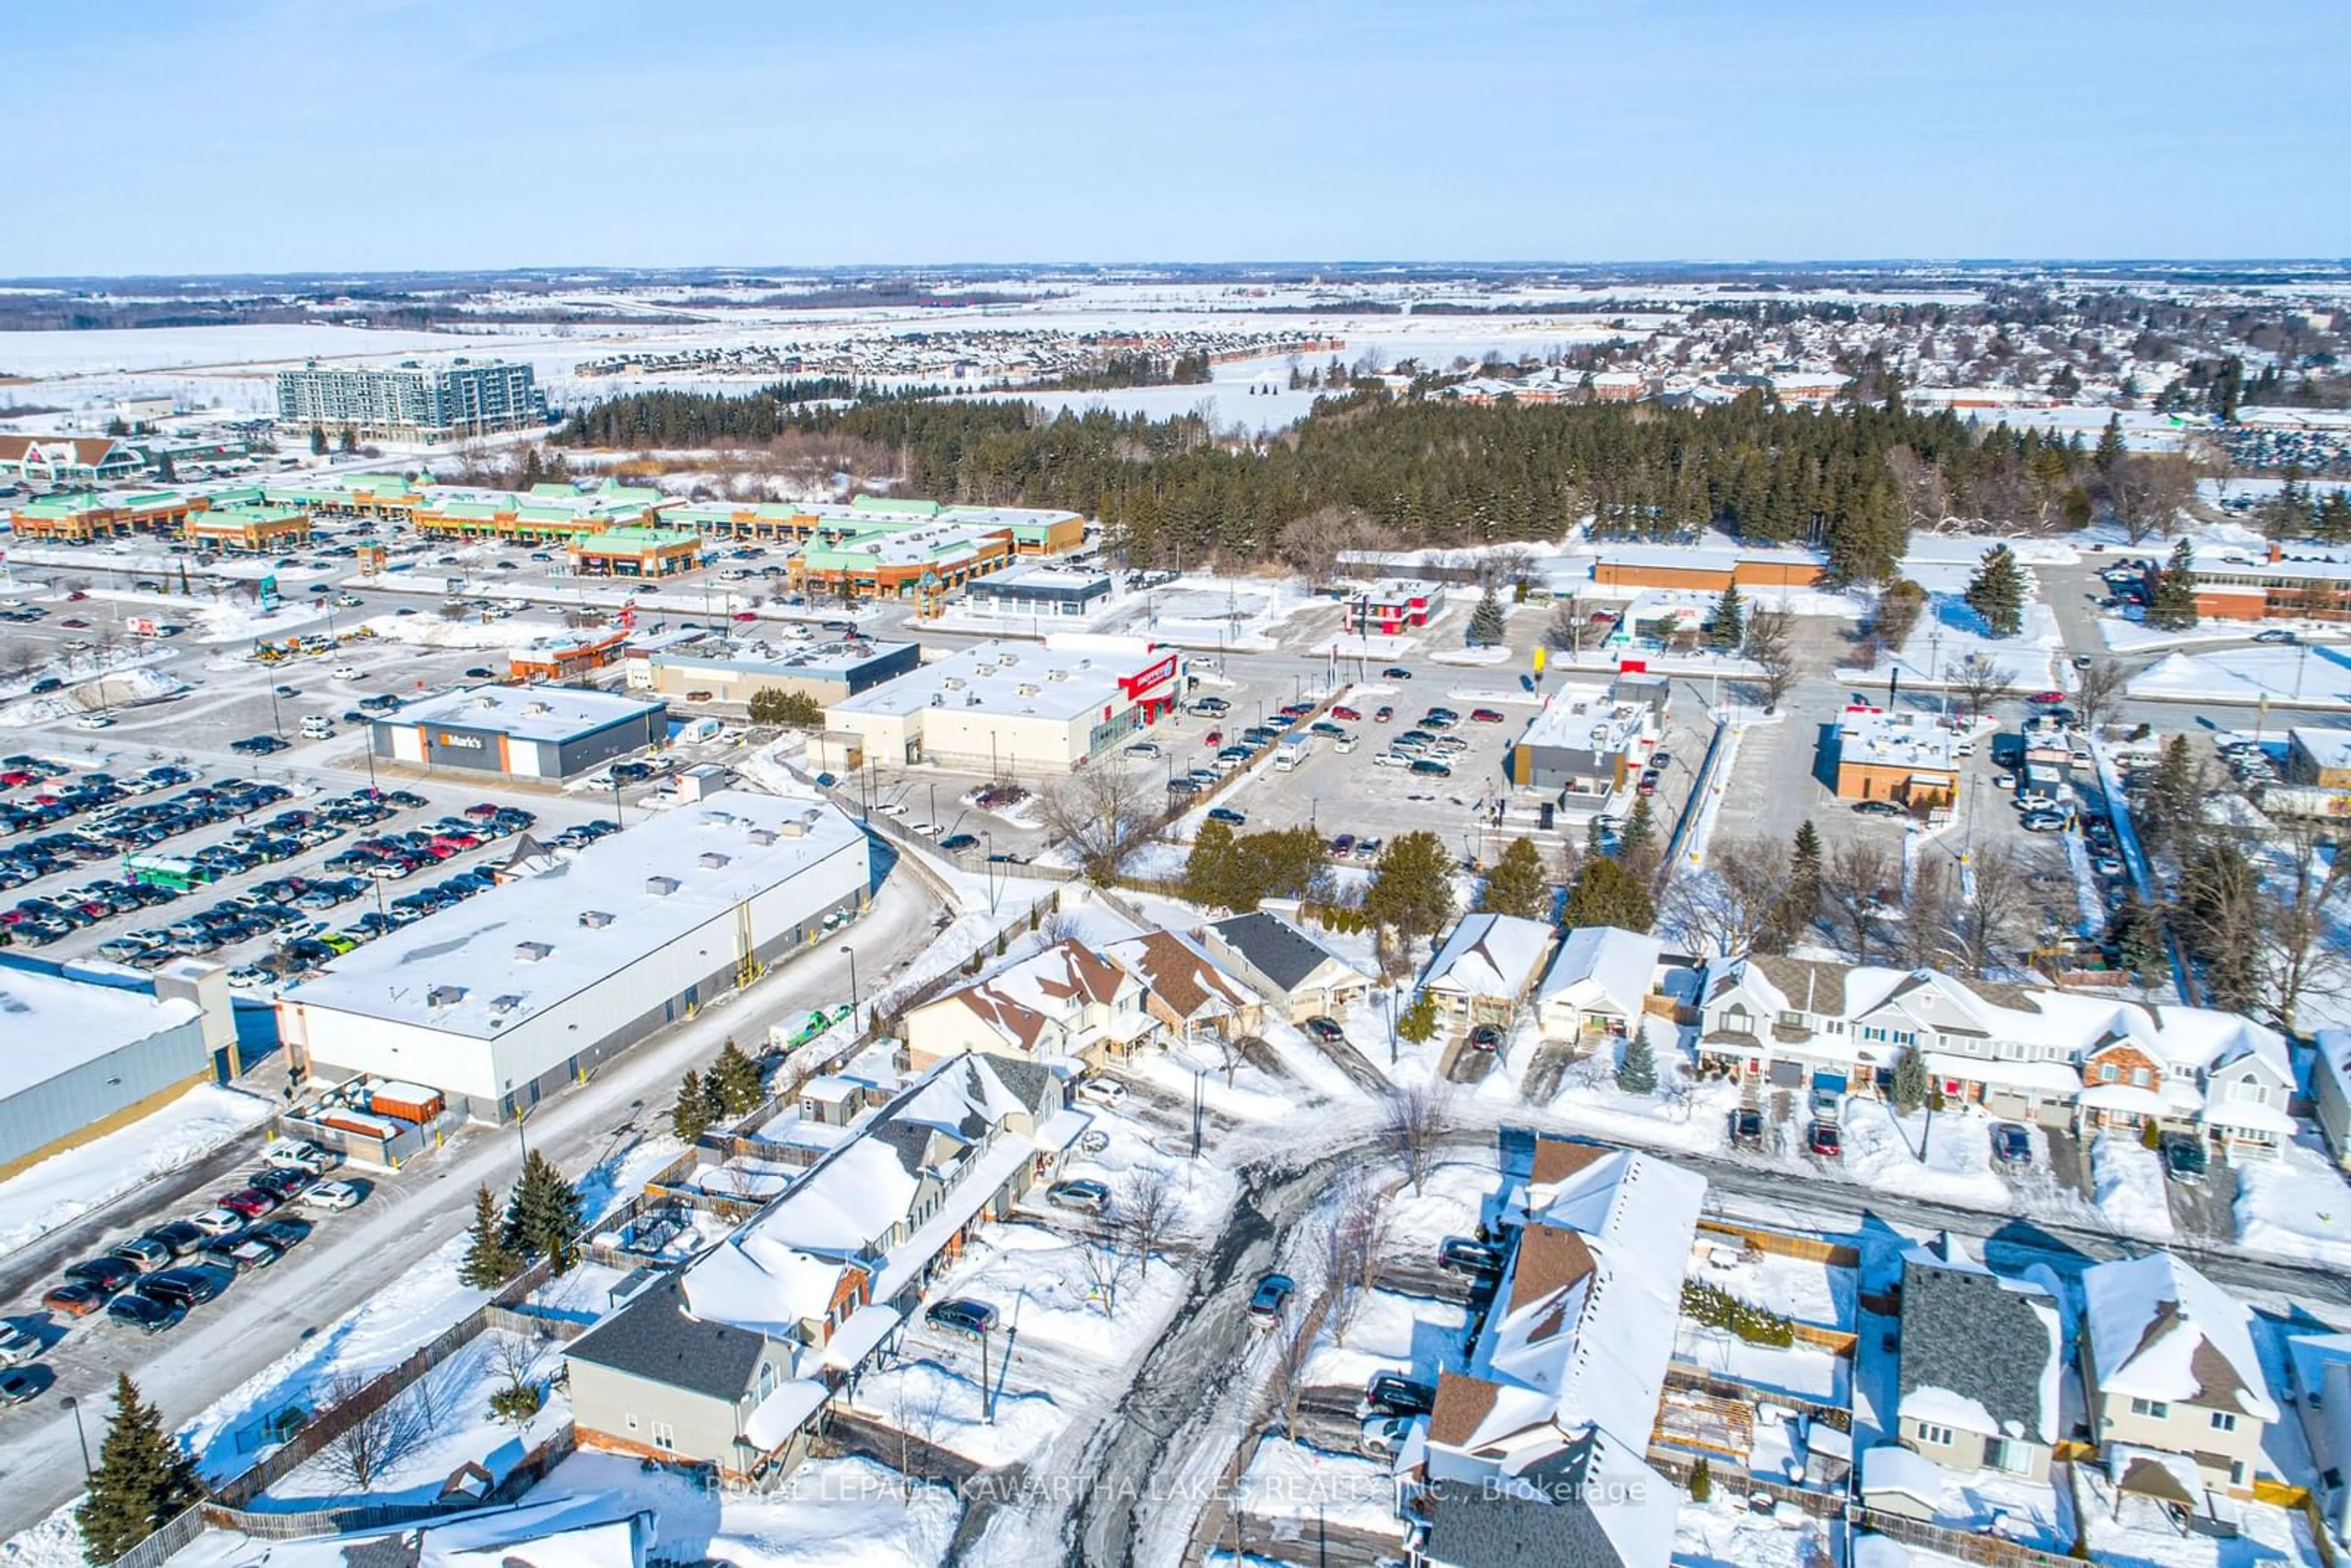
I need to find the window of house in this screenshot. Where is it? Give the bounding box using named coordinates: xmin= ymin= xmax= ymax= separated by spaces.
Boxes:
xmin=2211 ymin=1411 xmax=2238 ymax=1433
xmin=1779 ymin=1011 xmax=1805 ymax=1029
xmin=2131 ymin=1398 xmax=2170 ymax=1419
xmin=1985 ymin=1437 xmax=2031 ymax=1474
xmin=2131 ymin=1067 xmax=2151 ymax=1087
xmin=2234 ymin=1080 xmax=2268 ymax=1105
xmin=2232 ymin=1459 xmax=2246 ymax=1486
xmin=1916 ymin=1422 xmax=1954 ymax=1447
xmin=757 ymin=1362 xmax=777 ymax=1401
xmin=651 ymin=1420 xmax=675 ymax=1451
xmin=625 ymin=1413 xmax=640 ymax=1431
xmin=2101 ymin=1062 xmax=2120 ymax=1082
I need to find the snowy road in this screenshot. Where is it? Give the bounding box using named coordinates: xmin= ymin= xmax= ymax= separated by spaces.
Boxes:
xmin=0 ymin=858 xmax=943 ymax=1540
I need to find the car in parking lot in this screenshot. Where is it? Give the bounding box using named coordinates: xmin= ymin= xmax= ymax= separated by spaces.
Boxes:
xmin=1075 ymin=1077 xmax=1128 ymax=1109
xmin=1408 ymin=758 xmax=1453 ymax=777
xmin=0 ymin=1325 xmax=41 ymax=1367
xmin=107 ymin=1294 xmax=181 ymax=1334
xmin=1381 ymin=667 xmax=1412 ymax=680
xmin=2019 ymin=811 xmax=2068 ymax=833
xmin=1992 ymin=1123 xmax=2033 ymax=1165
xmin=43 ymin=1283 xmax=107 ymax=1317
xmin=189 ymin=1207 xmax=244 ymax=1238
xmin=1246 ymin=1272 xmax=1295 ymax=1327
xmin=925 ymin=1298 xmax=1000 ymax=1337
xmin=465 ymin=667 xmax=495 ymax=680
xmin=218 ymin=1187 xmax=281 ymax=1219
xmin=1851 ymin=800 xmax=1905 ymax=818
xmin=1046 ymin=1179 xmax=1112 ymax=1213
xmin=1469 ymin=708 xmax=1505 ymax=724
xmin=135 ymin=1267 xmax=225 ymax=1310
xmin=1438 ymin=1237 xmax=1504 ymax=1278
xmin=1330 ymin=705 xmax=1362 ymax=721
xmin=2252 ymin=628 xmax=2296 ymax=645
xmin=937 ymin=833 xmax=980 ymax=852
xmin=66 ymin=1256 xmax=141 ymax=1292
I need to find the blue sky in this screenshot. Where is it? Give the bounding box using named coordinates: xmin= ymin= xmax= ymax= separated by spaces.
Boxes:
xmin=12 ymin=0 xmax=2347 ymax=275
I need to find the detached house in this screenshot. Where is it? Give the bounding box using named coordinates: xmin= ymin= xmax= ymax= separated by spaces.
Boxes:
xmin=566 ymin=1052 xmax=1071 ymax=1485
xmin=1103 ymin=929 xmax=1264 ymax=1040
xmin=1894 ymin=1234 xmax=2063 ymax=1483
xmin=902 ymin=938 xmax=1153 ymax=1071
xmin=1535 ymin=926 xmax=1664 ymax=1049
xmin=1196 ymin=910 xmax=1373 ymax=1022
xmin=1419 ymin=913 xmax=1557 ymax=1029
xmin=1415 ymin=1141 xmax=1703 ymax=1568
xmin=2080 ymin=1251 xmax=2278 ymax=1501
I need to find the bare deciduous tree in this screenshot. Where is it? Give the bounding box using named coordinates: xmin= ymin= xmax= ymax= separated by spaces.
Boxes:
xmin=1319 ymin=1172 xmax=1393 ymax=1348
xmin=2255 ymin=816 xmax=2351 ymax=1032
xmin=1116 ymin=1165 xmax=1180 ymax=1279
xmin=1545 ymin=596 xmax=1586 ymax=653
xmin=1742 ymin=607 xmax=1800 ymax=712
xmin=888 ymin=1374 xmax=953 ymax=1507
xmin=1040 ymin=765 xmax=1164 ymax=883
xmin=2072 ymin=659 xmax=2129 ymax=737
xmin=1826 ymin=841 xmax=1894 ymax=964
xmin=1948 ymin=842 xmax=2042 ymax=978
xmin=1268 ymin=1290 xmax=1320 ymax=1440
xmin=1944 ymin=653 xmax=2016 ymax=725
xmin=1379 ymin=1083 xmax=1447 ymax=1195
xmin=1662 ymin=835 xmax=1787 ymax=957
xmin=315 ymin=1373 xmax=433 ymax=1492
xmin=2107 ymin=452 xmax=2197 ymax=544
xmin=1896 ymin=855 xmax=1951 ymax=971
xmin=1078 ymin=1233 xmax=1134 ymax=1319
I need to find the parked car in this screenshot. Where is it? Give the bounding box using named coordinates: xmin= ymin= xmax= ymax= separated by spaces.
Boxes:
xmin=1408 ymin=758 xmax=1453 ymax=777
xmin=937 ymin=833 xmax=980 ymax=852
xmin=1992 ymin=1123 xmax=2033 ymax=1165
xmin=135 ymin=1267 xmax=225 ymax=1309
xmin=1206 ymin=806 xmax=1247 ymax=827
xmin=218 ymin=1187 xmax=281 ymax=1219
xmin=1470 ymin=708 xmax=1505 ymax=724
xmin=0 ymin=1325 xmax=41 ymax=1367
xmin=925 ymin=1298 xmax=1000 ymax=1337
xmin=1468 ymin=1024 xmax=1504 ymax=1052
xmin=108 ymin=1237 xmax=176 ymax=1274
xmin=1302 ymin=1015 xmax=1345 ymax=1044
xmin=188 ymin=1207 xmax=245 ymax=1239
xmin=0 ymin=1368 xmax=41 ymax=1406
xmin=42 ymin=1283 xmax=107 ymax=1318
xmin=1075 ymin=1077 xmax=1128 ymax=1109
xmin=1046 ymin=1179 xmax=1112 ymax=1214
xmin=1364 ymin=1373 xmax=1436 ymax=1417
xmin=1438 ymin=1237 xmax=1504 ymax=1278
xmin=66 ymin=1256 xmax=141 ymax=1292
xmin=1851 ymin=799 xmax=1905 ymax=818
xmin=1247 ymin=1272 xmax=1295 ymax=1327
xmin=107 ymin=1294 xmax=181 ymax=1334
xmin=2161 ymin=1132 xmax=2208 ymax=1186
xmin=1807 ymin=1121 xmax=1842 ymax=1159
xmin=2252 ymin=628 xmax=2297 ymax=645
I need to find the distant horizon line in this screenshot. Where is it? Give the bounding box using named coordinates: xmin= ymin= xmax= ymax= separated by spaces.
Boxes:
xmin=6 ymin=257 xmax=2351 ymax=288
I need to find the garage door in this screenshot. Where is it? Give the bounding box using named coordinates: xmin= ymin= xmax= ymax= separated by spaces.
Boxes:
xmin=1812 ymin=1070 xmax=1848 ymax=1095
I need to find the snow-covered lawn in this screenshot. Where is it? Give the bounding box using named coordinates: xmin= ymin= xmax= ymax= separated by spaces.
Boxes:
xmin=1835 ymin=1099 xmax=2011 ymax=1211
xmin=1300 ymin=1287 xmax=1470 ymax=1395
xmin=2075 ymin=1461 xmax=2325 ymax=1568
xmin=1676 ymin=1496 xmax=1835 ymax=1568
xmin=2128 ymin=644 xmax=2351 ymax=706
xmin=0 ymin=1083 xmax=274 ymax=1252
xmin=527 ymin=1449 xmax=961 ymax=1568
xmin=2233 ymin=1137 xmax=2351 ymax=1269
xmin=2088 ymin=1131 xmax=2177 ymax=1241
xmin=1382 ymin=1160 xmax=1499 ymax=1261
xmin=1232 ymin=1438 xmax=1401 ymax=1540
xmin=1685 ymin=1244 xmax=1857 ymax=1330
xmin=1673 ymin=1325 xmax=1850 ymax=1405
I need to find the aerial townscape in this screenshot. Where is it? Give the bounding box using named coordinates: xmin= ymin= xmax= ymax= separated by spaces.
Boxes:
xmin=2 ymin=6 xmax=2349 ymax=1568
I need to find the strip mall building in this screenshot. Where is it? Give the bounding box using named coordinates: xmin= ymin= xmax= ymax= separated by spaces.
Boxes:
xmin=823 ymin=637 xmax=1187 ymax=771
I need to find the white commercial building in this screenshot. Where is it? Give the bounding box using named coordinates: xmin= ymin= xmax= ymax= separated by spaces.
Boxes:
xmin=277 ymin=791 xmax=871 ymax=1121
xmin=823 ymin=637 xmax=1187 ymax=773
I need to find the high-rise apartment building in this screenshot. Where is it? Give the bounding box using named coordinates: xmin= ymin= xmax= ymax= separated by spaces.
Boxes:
xmin=276 ymin=359 xmax=549 ymax=441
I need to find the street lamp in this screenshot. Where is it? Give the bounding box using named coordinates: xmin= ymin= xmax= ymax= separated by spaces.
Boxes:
xmin=840 ymin=945 xmax=860 ymax=1035
xmin=60 ymin=1395 xmax=92 ymax=1481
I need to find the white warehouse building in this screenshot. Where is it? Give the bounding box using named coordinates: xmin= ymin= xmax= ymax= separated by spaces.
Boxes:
xmin=276 ymin=791 xmax=871 ymax=1122
xmin=823 ymin=637 xmax=1188 ymax=773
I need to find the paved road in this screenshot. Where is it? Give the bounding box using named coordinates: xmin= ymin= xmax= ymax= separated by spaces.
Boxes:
xmin=0 ymin=863 xmax=945 ymax=1539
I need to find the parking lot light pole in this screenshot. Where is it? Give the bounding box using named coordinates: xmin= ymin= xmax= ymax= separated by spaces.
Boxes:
xmin=841 ymin=945 xmax=860 ymax=1035
xmin=60 ymin=1395 xmax=91 ymax=1480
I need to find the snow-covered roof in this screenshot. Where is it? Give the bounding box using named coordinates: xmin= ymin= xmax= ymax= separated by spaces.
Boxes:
xmin=286 ymin=792 xmax=866 ymax=1040
xmin=2289 ymin=727 xmax=2351 ymax=773
xmin=1512 ymin=684 xmax=1649 ymax=754
xmin=828 ymin=639 xmax=1171 ymax=721
xmin=1421 ymin=913 xmax=1556 ymax=1001
xmin=741 ymin=1378 xmax=829 ymax=1452
xmin=1861 ymin=1443 xmax=1946 ymax=1507
xmin=1103 ymin=929 xmax=1253 ymax=1021
xmin=0 ymin=966 xmax=202 ymax=1101
xmin=1897 ymin=1236 xmax=2062 ymax=1444
xmin=920 ymin=938 xmax=1138 ymax=1054
xmin=2080 ymin=1251 xmax=2278 ymax=1423
xmin=381 ymin=681 xmax=665 ymax=743
xmin=1839 ymin=708 xmax=1958 ymax=772
xmin=1537 ymin=926 xmax=1662 ymax=1021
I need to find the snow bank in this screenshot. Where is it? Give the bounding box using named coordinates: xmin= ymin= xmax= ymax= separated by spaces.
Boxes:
xmin=0 ymin=1084 xmax=273 ymax=1253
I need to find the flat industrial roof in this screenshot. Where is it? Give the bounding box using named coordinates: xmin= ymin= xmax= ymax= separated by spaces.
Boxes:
xmin=0 ymin=966 xmax=201 ymax=1101
xmin=285 ymin=791 xmax=868 ymax=1039
xmin=1514 ymin=685 xmax=1649 ymax=752
xmin=652 ymin=636 xmax=915 ymax=676
xmin=828 ymin=640 xmax=1166 ymax=722
xmin=380 ymin=683 xmax=666 ymax=743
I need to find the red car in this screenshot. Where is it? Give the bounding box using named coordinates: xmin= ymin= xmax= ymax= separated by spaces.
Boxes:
xmin=1808 ymin=1122 xmax=1842 ymax=1159
xmin=2028 ymin=689 xmax=2065 ymax=706
xmin=1204 ymin=729 xmax=1224 ymax=748
xmin=1279 ymin=702 xmax=1314 ymax=719
xmin=1330 ymin=705 xmax=1362 ymax=722
xmin=219 ymin=1188 xmax=281 ymax=1219
xmin=1470 ymin=708 xmax=1506 ymax=724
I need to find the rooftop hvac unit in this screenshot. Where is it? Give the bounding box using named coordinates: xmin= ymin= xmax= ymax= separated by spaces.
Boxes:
xmin=516 ymin=941 xmax=553 ymax=962
xmin=471 ymin=694 xmax=496 ymax=710
xmin=427 ymin=984 xmax=466 ymax=1007
xmin=579 ymin=909 xmax=615 ymax=928
xmin=646 ymin=875 xmax=681 ymax=897
xmin=490 ymin=994 xmax=522 ymax=1013
xmin=998 ymin=652 xmax=1018 ymax=666
xmin=523 ymin=702 xmax=549 ymax=717
xmin=748 ymin=828 xmax=777 ymax=846
xmin=699 ymin=851 xmax=730 ymax=869
xmin=1018 ymin=683 xmax=1039 ymax=697
xmin=943 ymin=677 xmax=965 ymax=691
xmin=1046 ymin=669 xmax=1068 ymax=681
xmin=966 ymin=695 xmax=981 ymax=706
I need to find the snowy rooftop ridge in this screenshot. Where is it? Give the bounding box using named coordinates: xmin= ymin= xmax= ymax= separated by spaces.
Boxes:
xmin=1420 ymin=912 xmax=1556 ymax=1001
xmin=2080 ymin=1251 xmax=2278 ymax=1423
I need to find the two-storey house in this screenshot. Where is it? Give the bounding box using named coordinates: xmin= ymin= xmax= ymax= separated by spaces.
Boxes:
xmin=2080 ymin=1251 xmax=2278 ymax=1501
xmin=902 ymin=938 xmax=1154 ymax=1070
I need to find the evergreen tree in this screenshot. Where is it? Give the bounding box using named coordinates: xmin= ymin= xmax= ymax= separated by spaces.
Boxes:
xmin=2094 ymin=415 xmax=2126 ymax=475
xmin=1466 ymin=587 xmax=1506 ymax=647
xmin=1963 ymin=543 xmax=2027 ymax=637
xmin=2138 ymin=733 xmax=2202 ymax=857
xmin=309 ymin=425 xmax=328 ymax=456
xmin=1615 ymin=1022 xmax=1658 ymax=1095
xmin=1891 ymin=1046 xmax=1930 ymax=1114
xmin=458 ymin=1182 xmax=522 ymax=1289
xmin=2147 ymin=538 xmax=2200 ymax=631
xmin=339 ymin=425 xmax=359 ymax=453
xmin=501 ymin=1150 xmax=586 ymax=1275
xmin=1709 ymin=582 xmax=1745 ymax=649
xmin=1182 ymin=817 xmax=1240 ymax=908
xmin=1396 ymin=990 xmax=1440 ymax=1047
xmin=2110 ymin=889 xmax=2167 ymax=986
xmin=671 ymin=1068 xmax=714 ymax=1146
xmin=711 ymin=1039 xmax=765 ymax=1117
xmin=1362 ymin=830 xmax=1456 ymax=940
xmin=1616 ymin=794 xmax=1658 ymax=879
xmin=1563 ymin=857 xmax=1655 ymax=933
xmin=1689 ymin=1455 xmax=1714 ymax=1504
xmin=154 ymin=452 xmax=176 ymax=482
xmin=1475 ymin=836 xmax=1548 ymax=919
xmin=77 ymin=1375 xmax=201 ymax=1564
xmin=1786 ymin=820 xmax=1825 ymax=939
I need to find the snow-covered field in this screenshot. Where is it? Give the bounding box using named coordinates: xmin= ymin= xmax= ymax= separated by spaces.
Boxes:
xmin=2128 ymin=643 xmax=2351 ymax=705
xmin=2233 ymin=1137 xmax=2351 ymax=1269
xmin=0 ymin=1084 xmax=273 ymax=1252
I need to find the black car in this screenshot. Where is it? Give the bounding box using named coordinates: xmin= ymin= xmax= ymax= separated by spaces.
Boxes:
xmin=937 ymin=833 xmax=980 ymax=852
xmin=1302 ymin=1016 xmax=1345 ymax=1044
xmin=1730 ymin=1108 xmax=1765 ymax=1150
xmin=0 ymin=1368 xmax=40 ymax=1406
xmin=143 ymin=1221 xmax=209 ymax=1259
xmin=64 ymin=1256 xmax=141 ymax=1292
xmin=925 ymin=1298 xmax=999 ymax=1336
xmin=107 ymin=1294 xmax=181 ymax=1334
xmin=1365 ymin=1373 xmax=1436 ymax=1417
xmin=1437 ymin=1238 xmax=1504 ymax=1278
xmin=136 ymin=1267 xmax=226 ymax=1309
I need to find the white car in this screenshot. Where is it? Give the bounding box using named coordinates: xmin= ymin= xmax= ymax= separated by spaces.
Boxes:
xmin=1360 ymin=1414 xmax=1417 ymax=1458
xmin=0 ymin=1327 xmax=39 ymax=1368
xmin=189 ymin=1207 xmax=245 ymax=1237
xmin=1373 ymin=751 xmax=1410 ymax=768
xmin=910 ymin=822 xmax=942 ymax=837
xmin=301 ymin=1180 xmax=364 ymax=1212
xmin=872 ymin=801 xmax=908 ymax=817
xmin=1075 ymin=1078 xmax=1129 ymax=1109
xmin=331 ymin=665 xmax=362 ymax=680
xmin=225 ymin=966 xmax=272 ymax=989
xmin=73 ymin=713 xmax=114 ymax=730
xmin=264 ymin=1139 xmax=336 ymax=1174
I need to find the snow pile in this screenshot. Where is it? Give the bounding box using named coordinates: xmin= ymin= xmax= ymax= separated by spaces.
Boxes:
xmin=2088 ymin=1131 xmax=2177 ymax=1240
xmin=0 ymin=1084 xmax=274 ymax=1252
xmin=2232 ymin=1138 xmax=2351 ymax=1268
xmin=1835 ymin=1100 xmax=2010 ymax=1210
